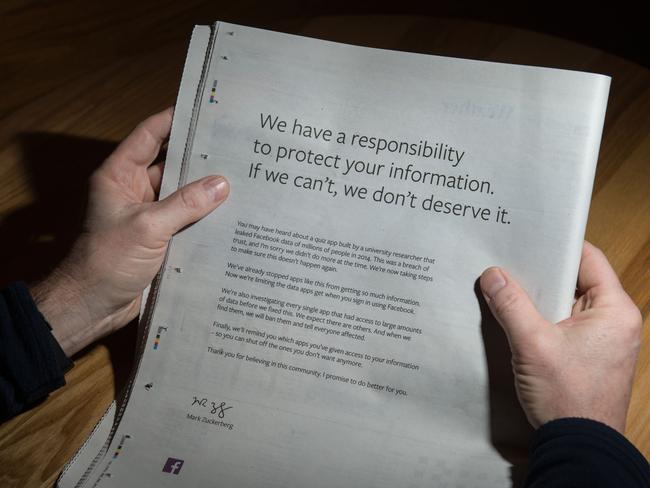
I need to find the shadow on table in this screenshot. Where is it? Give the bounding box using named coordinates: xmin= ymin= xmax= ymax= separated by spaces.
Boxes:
xmin=0 ymin=132 xmax=137 ymax=394
xmin=475 ymin=279 xmax=533 ymax=488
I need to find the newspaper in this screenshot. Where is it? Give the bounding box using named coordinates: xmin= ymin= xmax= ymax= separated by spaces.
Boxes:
xmin=58 ymin=22 xmax=609 ymax=488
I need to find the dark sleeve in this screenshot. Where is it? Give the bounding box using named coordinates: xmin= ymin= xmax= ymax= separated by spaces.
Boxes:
xmin=525 ymin=417 xmax=650 ymax=487
xmin=0 ymin=281 xmax=73 ymax=422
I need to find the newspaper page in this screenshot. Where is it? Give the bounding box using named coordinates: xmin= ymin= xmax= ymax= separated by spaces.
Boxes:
xmin=60 ymin=22 xmax=609 ymax=488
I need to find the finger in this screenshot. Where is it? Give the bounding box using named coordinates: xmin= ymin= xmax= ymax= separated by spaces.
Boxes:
xmin=577 ymin=241 xmax=623 ymax=294
xmin=105 ymin=107 xmax=174 ymax=170
xmin=150 ymin=175 xmax=229 ymax=236
xmin=480 ymin=267 xmax=548 ymax=346
xmin=147 ymin=162 xmax=165 ymax=195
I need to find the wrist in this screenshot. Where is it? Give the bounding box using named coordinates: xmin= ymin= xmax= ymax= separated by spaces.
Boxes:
xmin=30 ymin=262 xmax=114 ymax=356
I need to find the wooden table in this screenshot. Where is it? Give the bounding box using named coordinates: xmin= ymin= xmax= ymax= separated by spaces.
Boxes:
xmin=0 ymin=3 xmax=648 ymax=486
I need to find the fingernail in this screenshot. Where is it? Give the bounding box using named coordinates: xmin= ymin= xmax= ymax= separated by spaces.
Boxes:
xmin=203 ymin=176 xmax=228 ymax=202
xmin=481 ymin=267 xmax=506 ymax=300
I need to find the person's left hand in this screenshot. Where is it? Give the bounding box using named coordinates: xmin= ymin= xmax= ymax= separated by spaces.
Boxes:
xmin=31 ymin=107 xmax=229 ymax=356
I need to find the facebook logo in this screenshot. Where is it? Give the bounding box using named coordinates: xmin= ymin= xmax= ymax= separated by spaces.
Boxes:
xmin=162 ymin=457 xmax=184 ymax=475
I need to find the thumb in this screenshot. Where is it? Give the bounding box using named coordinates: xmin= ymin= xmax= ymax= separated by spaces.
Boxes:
xmin=152 ymin=175 xmax=229 ymax=236
xmin=479 ymin=267 xmax=548 ymax=348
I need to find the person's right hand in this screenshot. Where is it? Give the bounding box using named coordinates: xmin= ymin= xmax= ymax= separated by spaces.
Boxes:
xmin=480 ymin=241 xmax=643 ymax=433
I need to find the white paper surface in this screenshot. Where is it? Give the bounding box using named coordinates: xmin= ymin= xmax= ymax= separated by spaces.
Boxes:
xmin=60 ymin=22 xmax=609 ymax=488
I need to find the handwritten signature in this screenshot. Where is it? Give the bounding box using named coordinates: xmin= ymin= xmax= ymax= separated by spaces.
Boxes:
xmin=192 ymin=396 xmax=233 ymax=418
